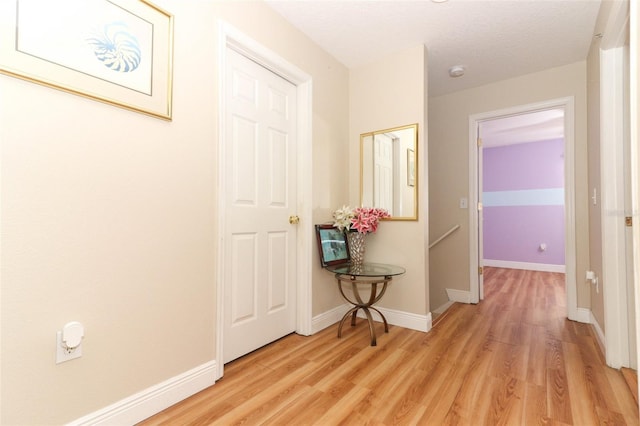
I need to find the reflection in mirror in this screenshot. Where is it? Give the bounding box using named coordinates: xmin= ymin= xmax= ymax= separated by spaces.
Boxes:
xmin=361 ymin=123 xmax=418 ymax=220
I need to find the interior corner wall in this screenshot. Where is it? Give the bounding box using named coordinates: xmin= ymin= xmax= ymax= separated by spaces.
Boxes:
xmin=0 ymin=1 xmax=349 ymax=424
xmin=349 ymin=45 xmax=429 ymax=316
xmin=428 ymin=61 xmax=589 ymax=313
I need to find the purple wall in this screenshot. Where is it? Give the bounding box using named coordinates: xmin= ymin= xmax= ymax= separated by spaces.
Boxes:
xmin=484 ymin=139 xmax=564 ymax=191
xmin=483 ymin=138 xmax=565 ymax=266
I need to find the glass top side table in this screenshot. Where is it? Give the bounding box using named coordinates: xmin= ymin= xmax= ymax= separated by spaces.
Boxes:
xmin=325 ymin=262 xmax=406 ymax=346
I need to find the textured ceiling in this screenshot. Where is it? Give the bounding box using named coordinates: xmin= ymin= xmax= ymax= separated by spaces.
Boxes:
xmin=265 ymin=0 xmax=602 ymax=97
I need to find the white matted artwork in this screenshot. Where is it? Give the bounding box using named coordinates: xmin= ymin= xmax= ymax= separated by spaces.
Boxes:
xmin=0 ymin=0 xmax=174 ymax=120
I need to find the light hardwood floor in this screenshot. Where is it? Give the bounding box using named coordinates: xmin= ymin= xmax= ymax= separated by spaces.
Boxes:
xmin=140 ymin=267 xmax=639 ymax=425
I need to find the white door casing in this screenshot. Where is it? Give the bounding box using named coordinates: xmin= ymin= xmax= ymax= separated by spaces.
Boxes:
xmin=600 ymin=0 xmax=633 ymax=369
xmin=630 ymin=0 xmax=640 ymax=400
xmin=468 ymin=98 xmax=577 ymax=320
xmin=623 ymin=44 xmax=637 ymax=370
xmin=476 ymin=122 xmax=484 ymax=300
xmin=216 ymin=22 xmax=313 ymax=379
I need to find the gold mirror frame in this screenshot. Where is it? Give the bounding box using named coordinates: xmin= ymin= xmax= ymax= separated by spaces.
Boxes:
xmin=360 ymin=123 xmax=418 ymax=220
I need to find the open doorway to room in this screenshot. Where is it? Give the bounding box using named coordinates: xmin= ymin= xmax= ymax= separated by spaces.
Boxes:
xmin=468 ymin=97 xmax=578 ymax=322
xmin=480 ymin=109 xmax=566 ymax=275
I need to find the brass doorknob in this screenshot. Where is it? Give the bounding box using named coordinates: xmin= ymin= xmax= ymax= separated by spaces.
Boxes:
xmin=289 ymin=215 xmax=300 ymax=225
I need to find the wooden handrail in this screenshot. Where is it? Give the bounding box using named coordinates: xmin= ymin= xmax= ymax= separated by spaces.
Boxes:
xmin=429 ymin=224 xmax=460 ymax=249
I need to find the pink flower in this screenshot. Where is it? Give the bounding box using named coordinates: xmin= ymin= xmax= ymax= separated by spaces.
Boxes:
xmin=333 ymin=206 xmax=390 ymax=234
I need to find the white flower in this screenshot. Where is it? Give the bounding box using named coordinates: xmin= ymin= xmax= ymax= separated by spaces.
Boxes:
xmin=332 ymin=205 xmax=354 ymax=231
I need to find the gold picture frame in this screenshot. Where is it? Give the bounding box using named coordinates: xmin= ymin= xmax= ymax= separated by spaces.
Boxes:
xmin=0 ymin=0 xmax=174 ymax=120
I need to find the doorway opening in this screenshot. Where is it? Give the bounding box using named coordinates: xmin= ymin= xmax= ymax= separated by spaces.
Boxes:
xmin=480 ymin=109 xmax=566 ymax=275
xmin=468 ymin=97 xmax=580 ymax=322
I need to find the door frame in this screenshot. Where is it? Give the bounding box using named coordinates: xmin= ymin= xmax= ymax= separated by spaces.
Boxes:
xmin=215 ymin=22 xmax=313 ymax=380
xmin=468 ymin=97 xmax=579 ymax=322
xmin=630 ymin=0 xmax=640 ymax=403
xmin=600 ymin=0 xmax=632 ymax=369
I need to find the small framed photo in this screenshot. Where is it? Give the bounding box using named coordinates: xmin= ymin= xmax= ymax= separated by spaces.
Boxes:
xmin=315 ymin=224 xmax=350 ymax=267
xmin=407 ymin=148 xmax=416 ymax=187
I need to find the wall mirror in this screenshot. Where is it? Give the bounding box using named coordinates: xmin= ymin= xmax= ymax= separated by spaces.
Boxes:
xmin=360 ymin=123 xmax=418 ymax=220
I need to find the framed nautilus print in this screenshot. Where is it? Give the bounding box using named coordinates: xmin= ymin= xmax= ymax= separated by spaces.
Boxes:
xmin=0 ymin=0 xmax=174 ymax=120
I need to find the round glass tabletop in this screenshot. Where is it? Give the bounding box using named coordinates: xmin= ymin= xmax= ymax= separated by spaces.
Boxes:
xmin=324 ymin=262 xmax=406 ymax=277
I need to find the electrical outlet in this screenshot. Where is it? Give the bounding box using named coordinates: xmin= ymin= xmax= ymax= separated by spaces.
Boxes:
xmin=56 ymin=331 xmax=82 ymax=364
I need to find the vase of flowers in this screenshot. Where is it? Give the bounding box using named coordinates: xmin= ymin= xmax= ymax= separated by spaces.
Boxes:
xmin=332 ymin=206 xmax=390 ymax=265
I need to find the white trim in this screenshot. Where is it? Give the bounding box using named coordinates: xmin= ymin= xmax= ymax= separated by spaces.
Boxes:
xmin=483 ymin=259 xmax=566 ymax=273
xmin=312 ymin=304 xmax=349 ymax=334
xmin=68 ymin=361 xmax=216 ymax=426
xmin=469 ymin=121 xmax=480 ymax=303
xmin=315 ymin=304 xmax=432 ymax=334
xmin=433 ymin=300 xmax=455 ymax=316
xmin=468 ymin=97 xmax=577 ymax=320
xmin=630 ymin=0 xmax=640 ymax=407
xmin=574 ymin=306 xmax=593 ymax=324
xmin=599 ymin=1 xmax=632 ymax=371
xmin=295 ymin=77 xmax=314 ymax=338
xmin=446 ymin=288 xmax=471 ymax=304
xmin=356 ymin=306 xmax=431 ymax=332
xmin=314 ymin=304 xmax=432 ymax=334
xmin=216 ymin=21 xmax=313 ymax=380
xmin=601 ymin=45 xmax=630 ymax=369
xmin=592 ymin=308 xmax=605 ymax=352
xmin=600 ymin=0 xmax=630 ymax=50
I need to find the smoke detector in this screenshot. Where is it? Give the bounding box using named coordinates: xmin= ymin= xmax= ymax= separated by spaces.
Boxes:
xmin=449 ymin=66 xmax=465 ymax=78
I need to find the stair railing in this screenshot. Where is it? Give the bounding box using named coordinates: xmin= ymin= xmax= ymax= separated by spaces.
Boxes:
xmin=429 ymin=224 xmax=460 ymax=249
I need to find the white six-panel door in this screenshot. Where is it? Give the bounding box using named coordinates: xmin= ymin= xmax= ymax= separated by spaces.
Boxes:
xmin=373 ymin=134 xmax=394 ymax=213
xmin=223 ymin=47 xmax=298 ymax=363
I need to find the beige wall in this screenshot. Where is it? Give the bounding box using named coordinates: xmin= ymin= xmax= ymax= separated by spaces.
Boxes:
xmin=586 ymin=11 xmax=607 ymax=331
xmin=349 ymin=46 xmax=429 ymax=315
xmin=428 ymin=62 xmax=590 ymax=312
xmin=0 ymin=1 xmax=349 ymax=423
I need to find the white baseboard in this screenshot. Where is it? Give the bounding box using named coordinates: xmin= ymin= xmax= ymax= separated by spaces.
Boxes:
xmin=312 ymin=304 xmax=350 ymax=334
xmin=69 ymin=360 xmax=217 ymax=426
xmin=433 ymin=300 xmax=455 ymax=315
xmin=315 ymin=304 xmax=431 ymax=333
xmin=570 ymin=306 xmax=592 ymax=324
xmin=355 ymin=305 xmax=431 ymax=332
xmin=483 ymin=259 xmax=565 ymax=273
xmin=589 ymin=310 xmax=606 ymax=354
xmin=446 ymin=288 xmax=471 ymax=304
